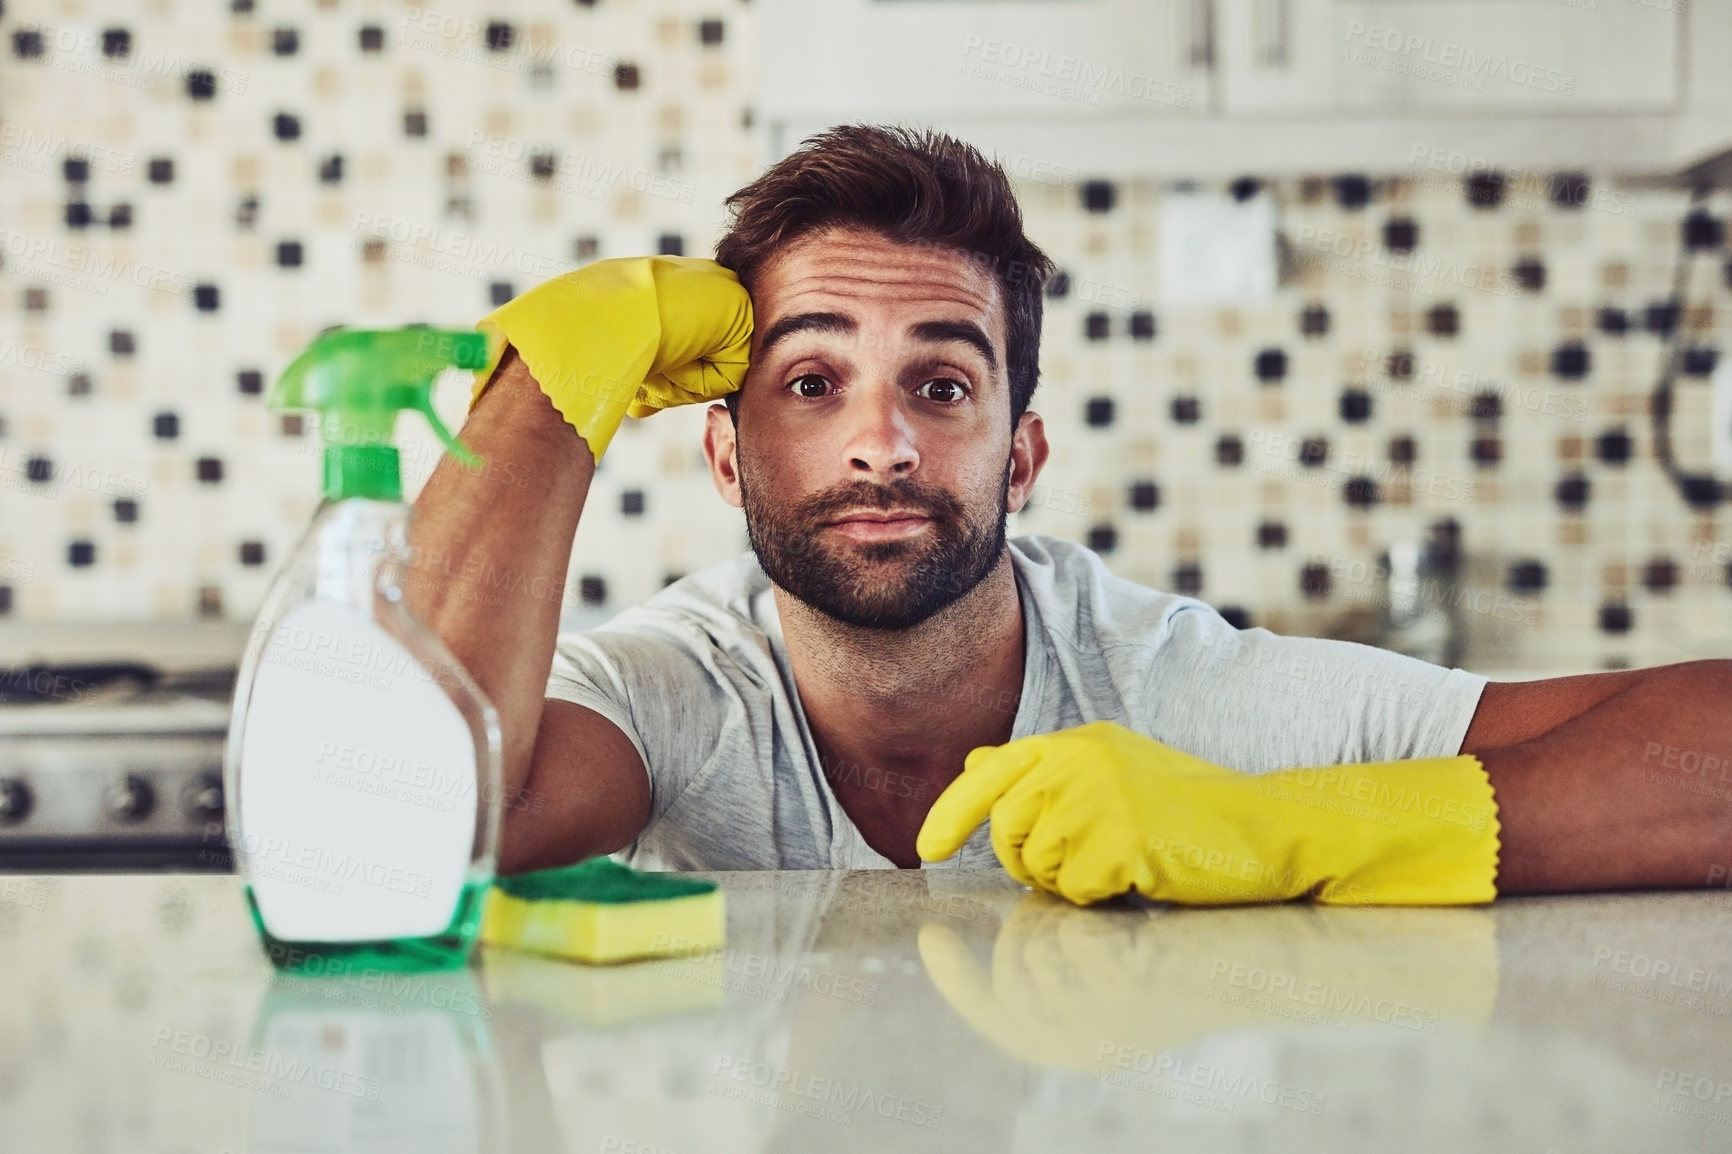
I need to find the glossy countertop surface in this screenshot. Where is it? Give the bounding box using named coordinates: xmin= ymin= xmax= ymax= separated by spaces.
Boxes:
xmin=3 ymin=870 xmax=1731 ymax=1152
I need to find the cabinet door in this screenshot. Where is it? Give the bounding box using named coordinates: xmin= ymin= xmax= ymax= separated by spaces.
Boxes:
xmin=759 ymin=0 xmax=1212 ymax=126
xmin=1222 ymin=0 xmax=1680 ymax=114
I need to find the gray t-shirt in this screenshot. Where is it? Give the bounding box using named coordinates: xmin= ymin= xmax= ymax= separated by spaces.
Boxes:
xmin=546 ymin=535 xmax=1489 ymax=871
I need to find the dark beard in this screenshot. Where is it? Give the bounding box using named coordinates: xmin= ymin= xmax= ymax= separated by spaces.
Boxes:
xmin=738 ymin=454 xmax=1011 ymax=631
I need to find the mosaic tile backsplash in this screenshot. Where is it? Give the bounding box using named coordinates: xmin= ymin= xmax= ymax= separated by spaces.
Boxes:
xmin=1 ymin=0 xmax=1730 ymax=677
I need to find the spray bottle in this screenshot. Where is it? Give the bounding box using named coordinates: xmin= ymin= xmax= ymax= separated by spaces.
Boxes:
xmin=226 ymin=327 xmax=503 ymax=972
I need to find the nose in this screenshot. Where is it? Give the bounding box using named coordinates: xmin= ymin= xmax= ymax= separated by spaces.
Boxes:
xmin=842 ymin=380 xmax=919 ymax=478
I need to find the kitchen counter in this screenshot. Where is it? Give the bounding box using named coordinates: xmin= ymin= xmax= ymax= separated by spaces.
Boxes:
xmin=2 ymin=871 xmax=1731 ymax=1152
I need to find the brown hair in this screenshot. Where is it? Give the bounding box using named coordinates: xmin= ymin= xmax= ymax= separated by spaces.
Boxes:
xmin=714 ymin=124 xmax=1054 ymax=428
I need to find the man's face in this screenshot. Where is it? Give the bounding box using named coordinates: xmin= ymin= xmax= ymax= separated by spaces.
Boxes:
xmin=703 ymin=227 xmax=1047 ymax=630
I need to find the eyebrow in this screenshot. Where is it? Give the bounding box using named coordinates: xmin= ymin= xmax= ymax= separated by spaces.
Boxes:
xmin=756 ymin=311 xmax=999 ymax=373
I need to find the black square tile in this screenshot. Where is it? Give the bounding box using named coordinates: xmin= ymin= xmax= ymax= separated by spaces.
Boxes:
xmin=1382 ymin=217 xmax=1419 ymax=252
xmin=68 ymin=541 xmax=96 ymax=567
xmin=1081 ymin=180 xmax=1117 ymax=213
xmin=1343 ymin=476 xmax=1379 ymax=507
xmin=1551 ymin=341 xmax=1591 ymax=380
xmin=272 ymin=26 xmax=299 ymax=54
xmin=1425 ymin=302 xmax=1459 ymax=337
xmin=698 ymin=18 xmax=725 ymax=45
xmin=1507 ymin=560 xmax=1547 ymax=594
xmin=359 ymin=25 xmax=384 ymax=52
xmin=1466 ymin=170 xmax=1505 ymax=209
xmin=196 ymin=457 xmax=224 ymax=483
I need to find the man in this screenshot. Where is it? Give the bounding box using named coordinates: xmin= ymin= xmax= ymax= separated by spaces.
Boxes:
xmin=408 ymin=125 xmax=1730 ymax=902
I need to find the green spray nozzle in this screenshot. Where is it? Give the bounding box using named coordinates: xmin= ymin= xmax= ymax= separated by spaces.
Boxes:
xmin=272 ymin=327 xmax=489 ymax=502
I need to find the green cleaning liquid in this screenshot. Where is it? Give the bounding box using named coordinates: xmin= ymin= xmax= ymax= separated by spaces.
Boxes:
xmin=227 ymin=328 xmax=503 ymax=973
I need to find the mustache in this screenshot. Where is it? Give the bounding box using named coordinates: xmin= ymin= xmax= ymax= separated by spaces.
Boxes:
xmin=797 ymin=480 xmax=964 ymax=524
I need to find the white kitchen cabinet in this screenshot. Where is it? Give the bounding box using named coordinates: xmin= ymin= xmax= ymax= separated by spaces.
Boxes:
xmin=759 ymin=0 xmax=1724 ymax=176
xmin=1217 ymin=0 xmax=1679 ymax=115
xmin=758 ymin=0 xmax=1209 ymax=149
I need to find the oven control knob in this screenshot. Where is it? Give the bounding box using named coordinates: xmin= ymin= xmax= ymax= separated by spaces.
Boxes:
xmin=185 ymin=772 xmax=225 ymax=819
xmin=106 ymin=774 xmax=155 ymax=821
xmin=0 ymin=778 xmax=31 ymax=824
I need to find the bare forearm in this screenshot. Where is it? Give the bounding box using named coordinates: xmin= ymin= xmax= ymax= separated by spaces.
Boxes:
xmin=404 ymin=349 xmax=594 ymax=793
xmin=1481 ymin=660 xmax=1732 ymax=892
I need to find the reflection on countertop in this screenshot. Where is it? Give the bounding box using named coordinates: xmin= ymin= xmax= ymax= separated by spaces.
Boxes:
xmin=1 ymin=871 xmax=1731 ymax=1152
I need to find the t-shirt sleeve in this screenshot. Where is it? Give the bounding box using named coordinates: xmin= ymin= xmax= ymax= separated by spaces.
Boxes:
xmin=1140 ymin=602 xmax=1489 ymax=774
xmin=543 ymin=615 xmax=737 ymax=830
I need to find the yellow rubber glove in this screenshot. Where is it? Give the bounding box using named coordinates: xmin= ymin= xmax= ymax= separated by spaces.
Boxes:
xmin=470 ymin=256 xmax=753 ymax=460
xmin=916 ymin=720 xmax=1500 ymax=907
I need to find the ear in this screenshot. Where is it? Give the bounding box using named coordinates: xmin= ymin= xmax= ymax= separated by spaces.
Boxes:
xmin=1005 ymin=410 xmax=1049 ymax=515
xmin=703 ymin=402 xmax=744 ymax=509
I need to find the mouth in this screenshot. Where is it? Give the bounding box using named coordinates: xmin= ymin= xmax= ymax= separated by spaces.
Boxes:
xmin=826 ymin=509 xmax=931 ymax=526
xmin=824 ymin=509 xmax=933 ymax=541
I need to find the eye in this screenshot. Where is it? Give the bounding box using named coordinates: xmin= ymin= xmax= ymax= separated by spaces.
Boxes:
xmin=786 ymin=373 xmax=833 ymax=399
xmin=915 ymin=378 xmax=969 ymax=404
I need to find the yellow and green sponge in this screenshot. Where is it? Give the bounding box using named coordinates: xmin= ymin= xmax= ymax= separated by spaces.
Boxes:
xmin=480 ymin=857 xmax=725 ymax=965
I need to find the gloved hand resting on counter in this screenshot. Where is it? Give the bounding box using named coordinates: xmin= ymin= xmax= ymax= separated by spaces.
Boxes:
xmin=916 ymin=720 xmax=1501 ymax=907
xmin=470 ymin=255 xmax=754 ymax=460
